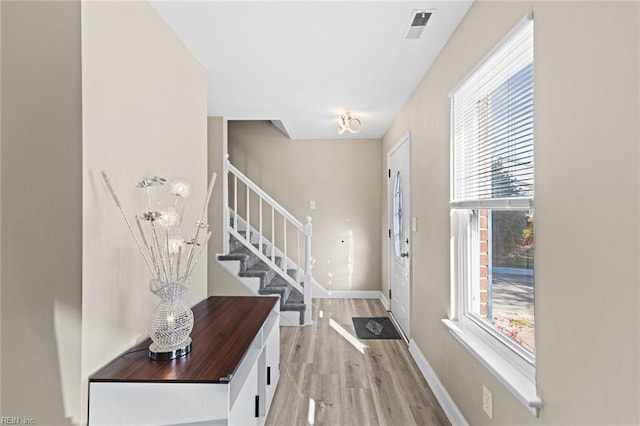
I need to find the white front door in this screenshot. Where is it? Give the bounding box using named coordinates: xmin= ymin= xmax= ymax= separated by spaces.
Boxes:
xmin=388 ymin=133 xmax=411 ymax=339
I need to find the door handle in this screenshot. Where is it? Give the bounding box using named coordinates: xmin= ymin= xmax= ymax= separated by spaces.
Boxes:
xmin=401 ymin=238 xmax=409 ymax=257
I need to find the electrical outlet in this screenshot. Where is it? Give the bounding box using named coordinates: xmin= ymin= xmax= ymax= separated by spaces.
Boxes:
xmin=412 ymin=216 xmax=418 ymax=232
xmin=482 ymin=385 xmax=493 ymax=419
xmin=310 ymin=200 xmax=316 ymax=210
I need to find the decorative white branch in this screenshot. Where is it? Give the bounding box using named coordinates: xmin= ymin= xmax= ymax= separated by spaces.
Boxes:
xmin=184 ymin=172 xmax=216 ymax=277
xmin=101 ymin=171 xmax=158 ymax=280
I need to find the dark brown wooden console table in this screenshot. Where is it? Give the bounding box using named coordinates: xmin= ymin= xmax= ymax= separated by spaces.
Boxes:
xmin=89 ymin=296 xmax=280 ymax=425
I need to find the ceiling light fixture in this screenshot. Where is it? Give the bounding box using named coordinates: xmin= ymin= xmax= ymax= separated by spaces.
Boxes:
xmin=338 ymin=112 xmax=362 ymax=134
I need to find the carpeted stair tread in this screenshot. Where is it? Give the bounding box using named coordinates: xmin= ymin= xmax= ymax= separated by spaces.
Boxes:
xmin=244 ymin=261 xmax=272 ymax=273
xmin=280 ymin=288 xmax=304 ymax=311
xmin=258 ymin=286 xmax=289 ymax=305
xmin=261 ymin=275 xmax=292 ymax=301
xmin=228 ymin=244 xmax=283 ymax=268
xmin=218 ymin=252 xmax=251 ymax=263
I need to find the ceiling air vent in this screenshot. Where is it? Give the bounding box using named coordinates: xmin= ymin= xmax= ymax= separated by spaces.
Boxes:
xmin=405 ymin=10 xmax=432 ymax=39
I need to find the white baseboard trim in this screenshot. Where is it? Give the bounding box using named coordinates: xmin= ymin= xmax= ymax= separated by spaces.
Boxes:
xmin=379 ymin=292 xmax=390 ymax=310
xmin=312 ymin=290 xmax=384 ymax=300
xmin=408 ymin=339 xmax=468 ymax=426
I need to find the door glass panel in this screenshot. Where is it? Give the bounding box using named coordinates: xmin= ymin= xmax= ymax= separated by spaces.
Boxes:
xmin=393 ymin=171 xmax=403 ymax=257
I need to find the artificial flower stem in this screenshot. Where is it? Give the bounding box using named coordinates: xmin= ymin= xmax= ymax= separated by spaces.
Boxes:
xmin=176 ymin=245 xmax=183 ymax=282
xmin=156 ymin=177 xmax=161 ymax=206
xmin=166 ymin=229 xmax=173 ymax=280
xmin=150 ymin=221 xmax=170 ymax=283
xmin=178 ymin=204 xmax=186 ymax=229
xmin=136 ymin=215 xmax=160 ymax=278
xmin=184 ymin=172 xmax=217 ymax=276
xmin=101 ymin=171 xmax=158 ymax=280
xmin=145 ymin=186 xmax=152 ymax=211
xmin=150 ymin=246 xmax=161 ymax=280
xmin=185 ymin=231 xmax=212 ymax=282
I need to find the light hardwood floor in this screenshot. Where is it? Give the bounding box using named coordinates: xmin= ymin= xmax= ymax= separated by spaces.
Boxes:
xmin=266 ymin=298 xmax=450 ymax=426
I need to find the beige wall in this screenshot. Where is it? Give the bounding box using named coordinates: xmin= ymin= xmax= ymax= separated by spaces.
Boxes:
xmin=382 ymin=1 xmax=639 ymax=424
xmin=228 ymin=121 xmax=381 ymax=292
xmin=81 ymin=1 xmax=208 ymax=424
xmin=207 ymin=116 xmax=251 ymax=296
xmin=1 ymin=1 xmax=82 ymax=424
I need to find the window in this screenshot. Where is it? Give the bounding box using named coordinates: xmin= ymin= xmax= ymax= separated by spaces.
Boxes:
xmin=447 ymin=14 xmax=540 ymax=415
xmin=393 ymin=171 xmax=403 ymax=257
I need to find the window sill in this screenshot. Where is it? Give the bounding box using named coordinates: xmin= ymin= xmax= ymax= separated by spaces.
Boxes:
xmin=442 ymin=319 xmax=542 ymax=417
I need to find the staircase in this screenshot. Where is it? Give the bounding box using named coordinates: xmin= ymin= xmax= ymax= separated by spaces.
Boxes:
xmin=216 ymin=156 xmax=313 ymax=326
xmin=218 ymin=229 xmax=306 ymax=325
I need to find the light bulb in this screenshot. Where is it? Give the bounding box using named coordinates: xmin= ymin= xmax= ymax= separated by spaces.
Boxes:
xmin=157 ymin=208 xmax=179 ymax=228
xmin=170 ymin=180 xmax=191 ymax=198
xmin=168 ymin=237 xmax=185 ymax=254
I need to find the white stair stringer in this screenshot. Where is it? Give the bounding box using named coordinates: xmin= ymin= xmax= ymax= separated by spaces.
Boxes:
xmin=215 ymin=254 xmax=261 ymax=294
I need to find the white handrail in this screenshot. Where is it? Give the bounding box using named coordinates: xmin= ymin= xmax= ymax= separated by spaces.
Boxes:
xmin=224 ymin=156 xmax=313 ymax=325
xmin=227 ymin=162 xmax=304 ymax=231
xmin=228 ymin=223 xmax=304 ymax=292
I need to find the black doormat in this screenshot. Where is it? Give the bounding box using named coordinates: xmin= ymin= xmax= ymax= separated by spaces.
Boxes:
xmin=352 ymin=317 xmax=402 ymax=340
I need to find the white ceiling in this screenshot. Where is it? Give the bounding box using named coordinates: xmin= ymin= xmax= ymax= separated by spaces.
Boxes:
xmin=150 ymin=1 xmax=473 ymax=139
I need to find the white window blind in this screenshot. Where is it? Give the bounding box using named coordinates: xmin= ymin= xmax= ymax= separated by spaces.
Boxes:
xmin=451 ymin=17 xmax=534 ymax=209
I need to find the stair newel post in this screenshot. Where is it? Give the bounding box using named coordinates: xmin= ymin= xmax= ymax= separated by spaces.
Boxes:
xmin=296 ymin=230 xmax=301 ymax=282
xmin=223 ymin=155 xmax=230 ymax=254
xmin=303 ymin=216 xmax=313 ymax=325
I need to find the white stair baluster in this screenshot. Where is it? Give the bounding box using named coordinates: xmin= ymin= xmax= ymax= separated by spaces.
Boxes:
xmin=233 ymin=175 xmax=238 ymax=232
xmin=271 ymin=207 xmax=275 ymax=263
xmin=246 ymin=184 xmax=250 ymax=243
xmin=259 ymin=197 xmax=263 ymax=254
xmin=283 ymin=217 xmax=287 ymax=276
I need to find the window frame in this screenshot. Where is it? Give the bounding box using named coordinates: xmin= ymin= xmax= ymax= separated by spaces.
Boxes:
xmin=444 ymin=12 xmax=541 ymax=416
xmin=447 ymin=207 xmax=540 ymax=416
xmin=456 ymin=208 xmax=535 ymax=371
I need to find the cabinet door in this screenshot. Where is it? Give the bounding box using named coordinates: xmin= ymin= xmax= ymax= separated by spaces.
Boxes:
xmin=228 ymin=359 xmax=259 ymax=426
xmin=264 ymin=324 xmax=280 ymax=411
